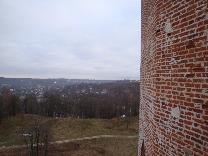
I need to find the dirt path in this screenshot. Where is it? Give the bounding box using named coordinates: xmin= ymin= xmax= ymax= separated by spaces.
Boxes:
xmin=0 ymin=135 xmax=137 ymax=150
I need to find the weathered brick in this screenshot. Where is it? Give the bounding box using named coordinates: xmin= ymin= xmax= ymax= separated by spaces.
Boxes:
xmin=139 ymin=0 xmax=208 ymax=155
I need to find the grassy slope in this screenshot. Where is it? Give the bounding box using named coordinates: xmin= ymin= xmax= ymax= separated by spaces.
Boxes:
xmin=0 ymin=138 xmax=138 ymax=156
xmin=0 ymin=114 xmax=138 ymax=146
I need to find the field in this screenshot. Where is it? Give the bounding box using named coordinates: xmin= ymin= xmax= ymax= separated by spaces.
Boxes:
xmin=0 ymin=115 xmax=138 ymax=156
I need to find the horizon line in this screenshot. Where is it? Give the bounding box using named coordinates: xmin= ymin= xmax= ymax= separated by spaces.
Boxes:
xmin=0 ymin=76 xmax=140 ymax=81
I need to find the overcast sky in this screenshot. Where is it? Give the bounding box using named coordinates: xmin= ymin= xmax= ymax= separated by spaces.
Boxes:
xmin=0 ymin=0 xmax=141 ymax=80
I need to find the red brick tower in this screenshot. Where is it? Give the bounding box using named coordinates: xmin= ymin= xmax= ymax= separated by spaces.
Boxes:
xmin=139 ymin=0 xmax=208 ymax=155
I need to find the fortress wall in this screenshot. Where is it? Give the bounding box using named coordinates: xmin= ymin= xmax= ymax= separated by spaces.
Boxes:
xmin=139 ymin=0 xmax=208 ymax=155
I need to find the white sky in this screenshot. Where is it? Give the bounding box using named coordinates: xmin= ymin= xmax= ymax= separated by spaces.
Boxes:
xmin=0 ymin=0 xmax=141 ymax=80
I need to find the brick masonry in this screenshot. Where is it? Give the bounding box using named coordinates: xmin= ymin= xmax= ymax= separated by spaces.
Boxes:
xmin=139 ymin=0 xmax=208 ymax=155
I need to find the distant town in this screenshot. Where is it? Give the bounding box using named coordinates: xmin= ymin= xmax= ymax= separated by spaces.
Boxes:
xmin=0 ymin=77 xmax=117 ymax=97
xmin=0 ymin=78 xmax=139 ymax=155
xmin=0 ymin=77 xmax=139 ymax=119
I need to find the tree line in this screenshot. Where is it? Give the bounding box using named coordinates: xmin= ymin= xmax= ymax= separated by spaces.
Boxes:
xmin=0 ymin=81 xmax=140 ymax=121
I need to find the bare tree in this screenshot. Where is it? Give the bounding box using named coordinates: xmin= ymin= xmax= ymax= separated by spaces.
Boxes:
xmin=20 ymin=119 xmax=51 ymax=156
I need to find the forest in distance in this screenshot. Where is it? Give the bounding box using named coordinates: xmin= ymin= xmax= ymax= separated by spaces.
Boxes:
xmin=0 ymin=79 xmax=139 ymax=156
xmin=0 ymin=79 xmax=140 ymax=120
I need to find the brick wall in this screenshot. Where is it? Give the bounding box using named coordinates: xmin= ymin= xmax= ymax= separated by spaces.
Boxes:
xmin=139 ymin=0 xmax=208 ymax=155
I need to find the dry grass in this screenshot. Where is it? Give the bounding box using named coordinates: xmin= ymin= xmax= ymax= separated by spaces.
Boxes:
xmin=0 ymin=137 xmax=137 ymax=156
xmin=0 ymin=114 xmax=137 ymax=146
xmin=0 ymin=115 xmax=138 ymax=156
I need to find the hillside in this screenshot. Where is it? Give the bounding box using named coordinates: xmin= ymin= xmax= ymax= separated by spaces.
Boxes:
xmin=0 ymin=115 xmax=138 ymax=156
